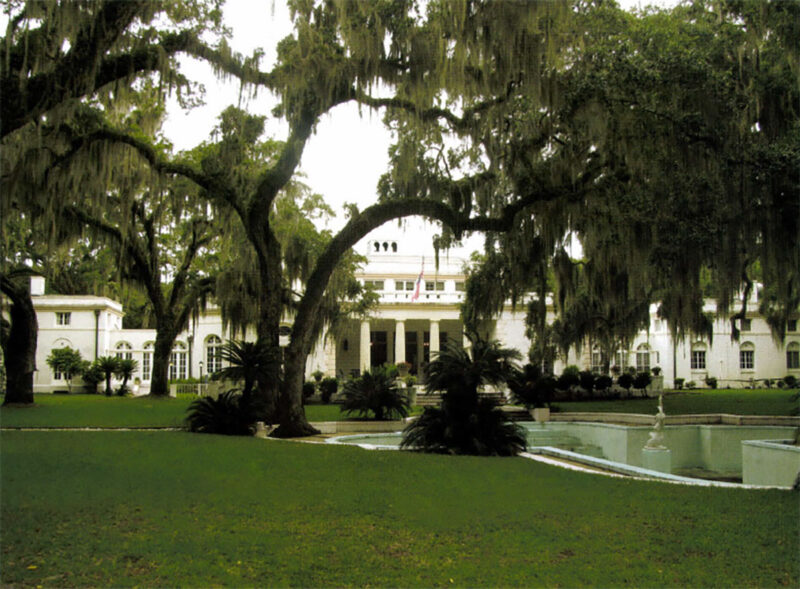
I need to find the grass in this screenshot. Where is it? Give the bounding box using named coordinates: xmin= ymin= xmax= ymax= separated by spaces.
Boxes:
xmin=2 ymin=430 xmax=797 ymax=587
xmin=0 ymin=394 xmax=193 ymax=428
xmin=0 ymin=395 xmax=422 ymax=429
xmin=552 ymin=388 xmax=799 ymax=416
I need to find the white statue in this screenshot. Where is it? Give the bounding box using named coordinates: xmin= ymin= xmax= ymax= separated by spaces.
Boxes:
xmin=644 ymin=395 xmax=667 ymax=450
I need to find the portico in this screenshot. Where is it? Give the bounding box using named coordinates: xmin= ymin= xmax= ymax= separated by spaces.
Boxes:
xmin=334 ymin=308 xmax=464 ymax=380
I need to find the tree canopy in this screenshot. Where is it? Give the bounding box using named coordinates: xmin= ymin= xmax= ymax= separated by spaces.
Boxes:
xmin=2 ymin=0 xmax=798 ymax=432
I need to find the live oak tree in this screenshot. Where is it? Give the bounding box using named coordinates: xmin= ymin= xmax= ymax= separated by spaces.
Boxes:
xmin=4 ymin=0 xmax=797 ymax=430
xmin=429 ymin=0 xmax=799 ymax=363
xmin=0 ymin=0 xmax=227 ymax=139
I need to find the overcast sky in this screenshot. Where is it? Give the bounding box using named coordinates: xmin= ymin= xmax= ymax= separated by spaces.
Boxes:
xmin=162 ymin=0 xmax=672 ymax=259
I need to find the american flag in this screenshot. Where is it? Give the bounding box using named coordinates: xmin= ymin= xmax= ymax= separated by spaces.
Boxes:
xmin=410 ymin=259 xmax=424 ymax=302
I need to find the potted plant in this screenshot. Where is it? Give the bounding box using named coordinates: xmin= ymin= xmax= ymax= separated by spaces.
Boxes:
xmin=397 ymin=361 xmax=412 ymax=378
xmin=509 ymin=364 xmax=555 ymax=423
xmin=312 ymin=370 xmax=324 ymax=383
xmin=319 ymin=377 xmax=338 ymax=404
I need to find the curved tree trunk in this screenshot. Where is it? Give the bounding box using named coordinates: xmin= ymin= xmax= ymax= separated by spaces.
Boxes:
xmin=272 ymin=345 xmax=320 ymax=437
xmin=1 ymin=276 xmax=37 ymax=405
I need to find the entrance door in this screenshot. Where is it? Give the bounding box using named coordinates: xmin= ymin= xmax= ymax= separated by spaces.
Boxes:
xmin=405 ymin=332 xmax=418 ymax=374
xmin=370 ymin=331 xmax=387 ymax=367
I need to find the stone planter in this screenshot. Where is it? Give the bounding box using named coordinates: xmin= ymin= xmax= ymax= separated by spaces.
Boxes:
xmin=530 ymin=407 xmax=551 ymax=423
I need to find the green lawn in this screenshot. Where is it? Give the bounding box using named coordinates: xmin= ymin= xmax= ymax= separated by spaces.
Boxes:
xmin=0 ymin=394 xmax=193 ymax=428
xmin=552 ymin=389 xmax=799 ymax=416
xmin=2 ymin=430 xmax=797 ymax=587
xmin=0 ymin=395 xmax=418 ymax=428
xmin=2 ymin=389 xmax=795 ymax=430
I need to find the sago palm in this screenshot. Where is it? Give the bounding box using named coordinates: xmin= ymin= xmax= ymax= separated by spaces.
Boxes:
xmin=213 ymin=339 xmax=273 ymax=401
xmin=401 ymin=335 xmax=525 ymax=456
xmin=341 ymin=366 xmax=409 ymax=421
xmin=185 ymin=390 xmax=255 ymax=436
xmin=114 ymin=358 xmax=139 ymax=396
xmin=96 ymin=356 xmax=120 ymax=396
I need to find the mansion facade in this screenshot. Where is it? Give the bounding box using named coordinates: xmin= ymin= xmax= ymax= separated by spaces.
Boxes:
xmin=17 ymin=236 xmax=800 ymax=394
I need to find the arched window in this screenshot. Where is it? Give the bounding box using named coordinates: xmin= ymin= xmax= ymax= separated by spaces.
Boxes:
xmin=206 ymin=335 xmax=223 ymax=375
xmin=142 ymin=343 xmax=153 ymax=381
xmin=51 ymin=338 xmax=74 ymax=380
xmin=115 ymin=341 xmax=132 ymax=361
xmin=739 ymin=342 xmax=755 ymax=371
xmin=690 ymin=342 xmax=707 ymax=370
xmin=787 ymin=342 xmax=800 ymax=370
xmin=169 ymin=342 xmax=187 ymax=381
xmin=636 ymin=344 xmax=651 ymax=372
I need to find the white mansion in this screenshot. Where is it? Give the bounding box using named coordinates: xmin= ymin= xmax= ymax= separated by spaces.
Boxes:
xmin=22 ymin=234 xmax=800 ymax=394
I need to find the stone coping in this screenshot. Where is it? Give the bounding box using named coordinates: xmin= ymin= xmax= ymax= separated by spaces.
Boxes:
xmin=548 ymin=412 xmax=800 ymax=427
xmin=310 ymin=418 xmax=413 ymax=434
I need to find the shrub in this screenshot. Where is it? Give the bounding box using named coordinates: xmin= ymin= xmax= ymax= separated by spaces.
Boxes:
xmin=594 ymin=375 xmax=613 ymax=392
xmin=185 ymin=390 xmax=255 ymax=436
xmin=617 ymin=372 xmax=634 ymax=392
xmin=686 ymin=380 xmax=697 ymax=390
xmin=674 ymin=377 xmax=685 ymax=390
xmin=214 ymin=339 xmax=273 ymax=401
xmin=341 ymin=367 xmax=409 ymax=420
xmin=46 ymin=347 xmax=84 ymax=393
xmin=705 ymin=376 xmax=718 ymax=389
xmin=401 ymin=336 xmax=524 ymax=456
xmin=633 ymin=372 xmax=652 ymax=394
xmin=81 ymin=361 xmax=104 ymax=393
xmin=784 ymin=375 xmax=798 ymax=388
xmin=114 ymin=358 xmax=139 ymax=396
xmin=557 ymin=365 xmax=581 ymax=392
xmin=302 ymin=381 xmax=316 ymax=402
xmin=96 ymin=356 xmax=120 ymax=396
xmin=319 ymin=377 xmax=338 ymax=404
xmin=401 ymin=398 xmax=525 ymax=456
xmin=509 ymin=364 xmax=554 ymax=409
xmin=579 ymin=370 xmax=595 ymax=395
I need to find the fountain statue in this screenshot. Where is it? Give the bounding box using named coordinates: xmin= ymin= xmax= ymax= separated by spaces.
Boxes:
xmin=641 ymin=394 xmax=672 ymax=473
xmin=644 ymin=394 xmax=667 ymax=450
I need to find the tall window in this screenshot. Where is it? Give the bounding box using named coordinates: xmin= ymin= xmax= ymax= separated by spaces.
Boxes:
xmin=636 ymin=344 xmax=650 ymax=372
xmin=56 ymin=312 xmax=71 ymax=326
xmin=787 ymin=343 xmax=800 ymax=370
xmin=169 ymin=342 xmax=187 ymax=380
xmin=591 ymin=347 xmax=602 ymax=373
xmin=206 ymin=335 xmax=223 ymax=374
xmin=691 ymin=343 xmax=706 ymax=370
xmin=142 ymin=343 xmax=153 ymax=381
xmin=115 ymin=342 xmax=132 ymax=361
xmin=739 ymin=342 xmax=755 ymax=370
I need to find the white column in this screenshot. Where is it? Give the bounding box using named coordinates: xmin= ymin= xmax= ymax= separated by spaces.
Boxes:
xmin=360 ymin=320 xmax=371 ymax=373
xmin=395 ymin=320 xmax=406 ymax=364
xmin=429 ymin=320 xmax=440 ymax=358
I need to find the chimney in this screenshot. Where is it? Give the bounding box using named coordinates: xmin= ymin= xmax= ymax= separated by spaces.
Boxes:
xmin=30 ymin=276 xmax=45 ymax=296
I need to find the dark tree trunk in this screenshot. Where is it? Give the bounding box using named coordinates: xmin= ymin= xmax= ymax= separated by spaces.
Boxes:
xmin=150 ymin=325 xmax=178 ymax=397
xmin=272 ymin=345 xmax=320 ymax=437
xmin=1 ymin=276 xmax=37 ymax=405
